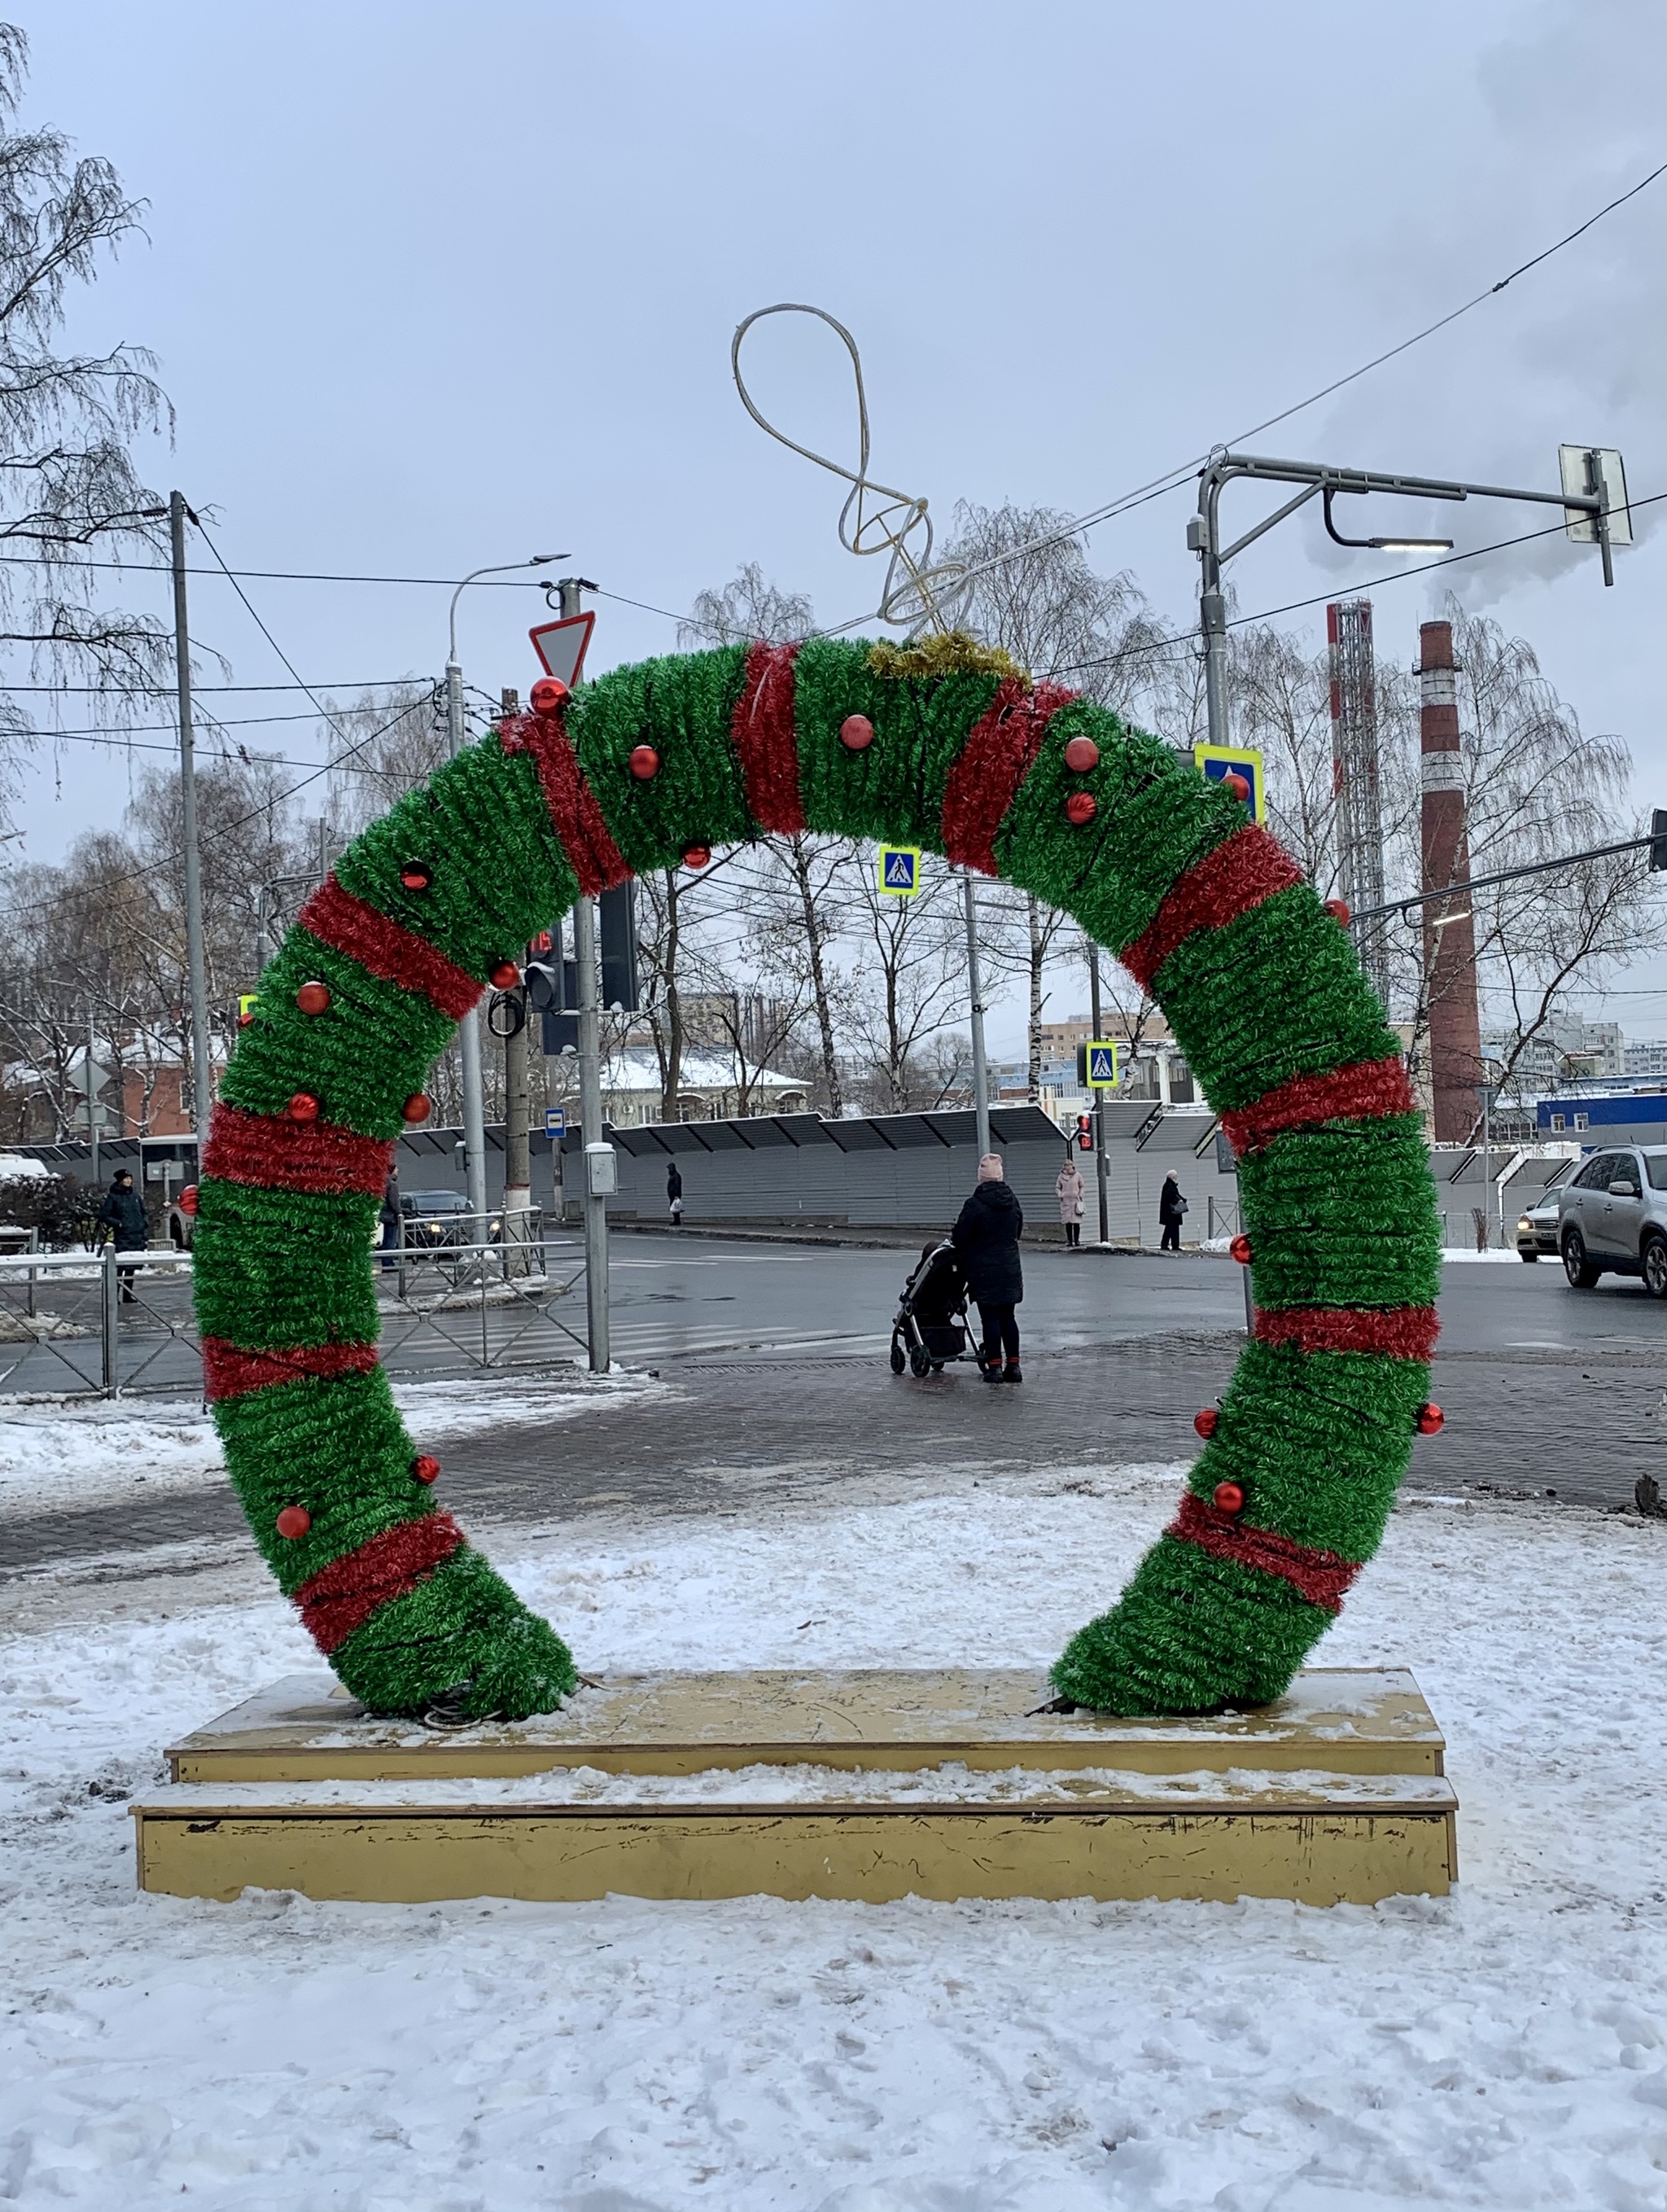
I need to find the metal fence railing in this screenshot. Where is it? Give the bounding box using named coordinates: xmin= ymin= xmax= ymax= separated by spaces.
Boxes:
xmin=0 ymin=1211 xmax=592 ymax=1399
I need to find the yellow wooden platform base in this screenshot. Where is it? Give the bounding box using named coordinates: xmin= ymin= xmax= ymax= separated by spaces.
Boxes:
xmin=133 ymin=1667 xmax=1457 ymax=1908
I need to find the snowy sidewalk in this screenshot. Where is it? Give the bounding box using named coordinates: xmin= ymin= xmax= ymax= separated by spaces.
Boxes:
xmin=0 ymin=1460 xmax=1661 ymax=2210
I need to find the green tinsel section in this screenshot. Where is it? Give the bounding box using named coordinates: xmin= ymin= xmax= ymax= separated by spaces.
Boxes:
xmin=220 ymin=927 xmax=454 ymax=1137
xmin=1238 ymin=1119 xmax=1441 ymax=1312
xmin=566 ymin=645 xmax=752 ymax=871
xmin=794 ymin=638 xmax=1000 ymax=846
xmin=1051 ymin=1538 xmax=1332 ymax=1715
xmin=333 ymin=735 xmax=580 ymax=982
xmin=1190 ymin=1341 xmax=1430 ymax=1559
xmin=995 ymin=699 xmax=1242 ymax=952
xmin=215 ymin=1368 xmax=428 ymax=1593
xmin=330 ymin=1549 xmax=578 ymax=1720
xmin=1157 ymin=886 xmax=1402 ymax=1113
xmin=194 ymin=1179 xmax=380 ymax=1351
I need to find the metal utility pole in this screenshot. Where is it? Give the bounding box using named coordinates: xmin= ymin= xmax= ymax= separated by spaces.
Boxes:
xmin=87 ymin=1002 xmax=101 ymax=1189
xmin=1086 ymin=943 xmax=1110 ymax=1245
xmin=499 ymin=687 xmax=533 ymax=1268
xmin=962 ymin=871 xmax=991 ymax=1159
xmin=562 ymin=578 xmax=612 ymax=1372
xmin=1418 ymin=620 xmax=1482 ymax=1144
xmin=169 ymin=493 xmax=214 ymax=1150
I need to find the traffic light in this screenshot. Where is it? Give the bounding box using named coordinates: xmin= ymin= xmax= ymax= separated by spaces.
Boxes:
xmin=1651 ymin=807 xmax=1667 ymax=871
xmin=1075 ymin=1113 xmax=1094 ymax=1153
xmin=599 ymin=882 xmax=639 ymax=1012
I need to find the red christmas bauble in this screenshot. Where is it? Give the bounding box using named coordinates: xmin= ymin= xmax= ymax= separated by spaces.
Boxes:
xmin=1223 ymin=772 xmax=1250 ymax=803
xmin=275 ymin=1504 xmax=312 ymax=1540
xmin=412 ymin=1454 xmax=441 ymax=1486
xmin=489 ymin=961 xmax=521 ymax=989
xmin=1415 ymin=1401 xmax=1445 ymax=1435
xmin=402 ymin=1093 xmax=432 ymax=1125
xmin=838 ymin=715 xmax=874 ymax=751
xmin=1324 ymin=898 xmax=1351 ymax=926
xmin=1065 ymin=791 xmax=1098 ymax=826
xmin=628 ymin=744 xmax=660 ymax=781
xmin=1193 ymin=1407 xmax=1219 ymax=1439
xmin=399 ymin=862 xmax=432 ymax=892
xmin=1212 ymin=1481 xmax=1245 ymax=1516
xmin=530 ymin=677 xmax=569 ymax=716
xmin=1229 ymin=1233 xmax=1252 ymax=1264
xmin=1063 ymin=734 xmax=1100 ymax=773
xmin=295 ymin=980 xmax=331 ymax=1016
xmin=237 ymin=1011 xmax=254 ymax=1028
xmin=178 ymin=1185 xmax=199 ymax=1217
xmin=286 ymin=1092 xmax=321 ymax=1124
xmin=683 ymin=844 xmax=711 ymax=869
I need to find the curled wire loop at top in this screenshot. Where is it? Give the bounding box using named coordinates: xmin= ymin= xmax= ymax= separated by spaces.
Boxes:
xmin=732 ymin=301 xmax=970 ymax=637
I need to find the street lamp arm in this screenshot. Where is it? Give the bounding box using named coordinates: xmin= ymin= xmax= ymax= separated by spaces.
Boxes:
xmin=1346 ymin=832 xmax=1658 ymax=924
xmin=447 ymin=554 xmax=569 ymax=664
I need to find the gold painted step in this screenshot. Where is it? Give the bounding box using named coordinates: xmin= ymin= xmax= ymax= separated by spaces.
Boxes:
xmin=133 ymin=1667 xmax=1457 ymax=1908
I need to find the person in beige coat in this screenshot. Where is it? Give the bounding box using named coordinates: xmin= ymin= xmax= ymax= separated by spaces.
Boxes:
xmin=1056 ymin=1157 xmax=1086 ymax=1249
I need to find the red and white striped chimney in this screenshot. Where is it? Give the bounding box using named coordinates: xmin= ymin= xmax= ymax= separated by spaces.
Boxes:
xmin=1418 ymin=620 xmax=1482 ymax=1142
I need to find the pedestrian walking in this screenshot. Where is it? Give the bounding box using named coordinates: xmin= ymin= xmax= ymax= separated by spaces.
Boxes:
xmin=378 ymin=1168 xmax=402 ymax=1272
xmin=1056 ymin=1155 xmax=1085 ymax=1249
xmin=667 ymin=1160 xmax=684 ymax=1226
xmin=952 ymin=1153 xmax=1025 ymax=1384
xmin=95 ymin=1167 xmax=148 ymax=1303
xmin=1158 ymin=1170 xmax=1188 ymax=1254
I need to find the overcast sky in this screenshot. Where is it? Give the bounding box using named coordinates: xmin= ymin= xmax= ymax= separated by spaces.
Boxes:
xmin=13 ymin=0 xmax=1665 ymax=1046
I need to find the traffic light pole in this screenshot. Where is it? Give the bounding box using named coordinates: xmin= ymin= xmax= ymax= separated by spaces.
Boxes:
xmin=562 ymin=578 xmax=611 ymax=1373
xmin=169 ymin=493 xmax=214 ymax=1149
xmin=963 ymin=871 xmax=991 ymax=1160
xmin=1086 ymin=941 xmax=1110 ymax=1246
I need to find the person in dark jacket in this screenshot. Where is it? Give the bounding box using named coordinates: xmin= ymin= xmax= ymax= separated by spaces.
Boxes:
xmin=666 ymin=1160 xmax=684 ymax=1225
xmin=952 ymin=1153 xmax=1025 ymax=1383
xmin=96 ymin=1169 xmax=148 ymax=1303
xmin=1158 ymin=1172 xmax=1187 ymax=1253
xmin=378 ymin=1169 xmax=402 ymax=1271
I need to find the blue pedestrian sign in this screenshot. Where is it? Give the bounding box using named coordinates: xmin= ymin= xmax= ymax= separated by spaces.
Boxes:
xmin=877 ymin=844 xmax=921 ymax=897
xmin=1077 ymin=1039 xmax=1119 ymax=1088
xmin=544 ymin=1106 xmax=567 ymax=1138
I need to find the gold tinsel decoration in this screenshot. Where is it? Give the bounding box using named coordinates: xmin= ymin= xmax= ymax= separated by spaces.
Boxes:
xmin=866 ymin=631 xmax=1030 ymax=688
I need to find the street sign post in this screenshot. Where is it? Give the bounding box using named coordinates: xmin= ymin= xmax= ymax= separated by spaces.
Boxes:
xmin=1193 ymin=742 xmax=1267 ymax=824
xmin=1078 ymin=1040 xmax=1120 ymax=1088
xmin=877 ymin=845 xmax=921 ymax=897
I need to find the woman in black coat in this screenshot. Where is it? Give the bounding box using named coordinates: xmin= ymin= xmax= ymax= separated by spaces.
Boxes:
xmin=952 ymin=1154 xmax=1025 ymax=1383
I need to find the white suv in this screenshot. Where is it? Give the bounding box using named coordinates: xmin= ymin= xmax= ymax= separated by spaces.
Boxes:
xmin=1557 ymin=1145 xmax=1667 ymax=1298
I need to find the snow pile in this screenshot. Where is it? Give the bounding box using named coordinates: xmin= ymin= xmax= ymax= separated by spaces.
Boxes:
xmin=0 ymin=1464 xmax=1661 ymax=2210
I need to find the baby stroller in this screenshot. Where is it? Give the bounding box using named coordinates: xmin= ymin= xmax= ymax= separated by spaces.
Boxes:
xmin=889 ymin=1240 xmax=971 ymax=1377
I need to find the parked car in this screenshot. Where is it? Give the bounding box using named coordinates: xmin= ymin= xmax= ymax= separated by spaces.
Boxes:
xmin=1556 ymin=1145 xmax=1667 ymax=1297
xmin=399 ymin=1189 xmax=503 ymax=1250
xmin=1515 ymin=1197 xmax=1561 ymax=1260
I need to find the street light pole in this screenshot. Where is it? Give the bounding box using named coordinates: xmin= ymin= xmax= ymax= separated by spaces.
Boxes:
xmin=168 ymin=493 xmax=214 ymax=1150
xmin=963 ymin=871 xmax=991 ymax=1159
xmin=444 ymin=554 xmax=564 ymax=1240
xmin=558 ymin=576 xmax=612 ymax=1373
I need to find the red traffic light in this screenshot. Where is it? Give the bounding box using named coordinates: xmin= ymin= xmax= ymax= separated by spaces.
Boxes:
xmin=1075 ymin=1115 xmax=1093 ymax=1152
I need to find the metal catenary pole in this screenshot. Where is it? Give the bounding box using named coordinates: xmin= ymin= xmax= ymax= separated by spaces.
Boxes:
xmin=561 ymin=579 xmax=611 ymax=1373
xmin=962 ymin=870 xmax=991 ymax=1160
xmin=169 ymin=493 xmax=214 ymax=1151
xmin=1086 ymin=943 xmax=1109 ymax=1245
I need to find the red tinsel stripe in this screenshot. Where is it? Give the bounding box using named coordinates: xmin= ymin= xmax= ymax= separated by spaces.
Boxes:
xmin=940 ymin=680 xmax=1076 ymax=875
xmin=299 ymin=875 xmax=481 ymax=1020
xmin=1221 ymin=1053 xmax=1415 ymax=1156
xmin=202 ymin=1103 xmax=393 ymax=1197
xmin=293 ymin=1512 xmax=466 ymax=1656
xmin=1118 ymin=825 xmax=1302 ymax=990
xmin=202 ymin=1337 xmax=379 ymax=1402
xmin=502 ymin=710 xmax=630 ymax=896
xmin=733 ymin=641 xmax=805 ymax=834
xmin=1168 ymin=1491 xmax=1361 ymax=1616
xmin=1254 ymin=1304 xmax=1440 ymax=1360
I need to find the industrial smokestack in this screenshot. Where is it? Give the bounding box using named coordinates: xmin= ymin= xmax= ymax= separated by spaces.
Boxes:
xmin=1418 ymin=620 xmax=1482 ymax=1142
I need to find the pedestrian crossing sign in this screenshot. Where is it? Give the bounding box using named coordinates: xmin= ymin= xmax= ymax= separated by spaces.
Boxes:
xmin=877 ymin=844 xmax=921 ymax=897
xmin=1083 ymin=1040 xmax=1118 ymax=1088
xmin=1192 ymin=742 xmax=1267 ymax=823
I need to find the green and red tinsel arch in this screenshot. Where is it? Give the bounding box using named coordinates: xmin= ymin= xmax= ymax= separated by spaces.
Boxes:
xmin=194 ymin=635 xmax=1440 ymax=1720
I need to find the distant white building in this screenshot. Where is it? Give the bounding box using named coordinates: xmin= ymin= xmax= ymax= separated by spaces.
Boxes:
xmin=1623 ymin=1039 xmax=1667 ymax=1077
xmin=561 ymin=1048 xmax=808 ymax=1128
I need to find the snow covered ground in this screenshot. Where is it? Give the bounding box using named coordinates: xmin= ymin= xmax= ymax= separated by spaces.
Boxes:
xmin=0 ymin=1443 xmax=1661 ymax=2210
